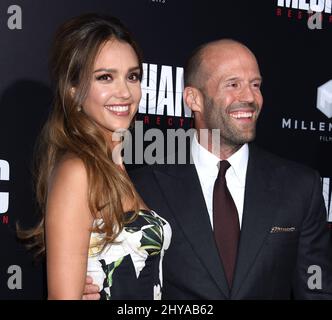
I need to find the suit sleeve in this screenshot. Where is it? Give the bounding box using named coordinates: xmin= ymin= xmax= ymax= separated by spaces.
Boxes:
xmin=292 ymin=170 xmax=332 ymax=299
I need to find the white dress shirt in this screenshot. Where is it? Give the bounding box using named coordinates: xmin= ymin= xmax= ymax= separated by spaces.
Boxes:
xmin=191 ymin=133 xmax=249 ymax=229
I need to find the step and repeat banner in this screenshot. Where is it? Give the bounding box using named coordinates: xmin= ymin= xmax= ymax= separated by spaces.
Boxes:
xmin=0 ymin=0 xmax=331 ymax=299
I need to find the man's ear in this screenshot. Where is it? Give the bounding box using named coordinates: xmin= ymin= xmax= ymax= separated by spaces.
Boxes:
xmin=183 ymin=86 xmax=203 ymax=113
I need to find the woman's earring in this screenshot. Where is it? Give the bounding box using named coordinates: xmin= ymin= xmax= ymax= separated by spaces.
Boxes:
xmin=77 ymin=106 xmax=82 ymax=112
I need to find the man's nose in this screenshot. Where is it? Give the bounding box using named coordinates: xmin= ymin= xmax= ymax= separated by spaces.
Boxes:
xmin=239 ymin=85 xmax=255 ymax=104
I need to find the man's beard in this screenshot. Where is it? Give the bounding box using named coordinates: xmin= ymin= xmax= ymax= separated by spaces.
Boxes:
xmin=203 ymin=93 xmax=260 ymax=147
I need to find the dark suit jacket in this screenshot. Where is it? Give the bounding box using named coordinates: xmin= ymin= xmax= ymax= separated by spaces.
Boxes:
xmin=129 ymin=144 xmax=332 ymax=299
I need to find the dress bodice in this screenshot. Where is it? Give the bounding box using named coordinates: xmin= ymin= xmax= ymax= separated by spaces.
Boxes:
xmin=87 ymin=209 xmax=171 ymax=300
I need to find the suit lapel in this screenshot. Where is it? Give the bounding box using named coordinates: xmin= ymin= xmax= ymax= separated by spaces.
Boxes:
xmin=231 ymin=145 xmax=280 ymax=297
xmin=153 ymin=164 xmax=230 ymax=298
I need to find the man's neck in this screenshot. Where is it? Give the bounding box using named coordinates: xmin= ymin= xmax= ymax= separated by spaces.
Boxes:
xmin=196 ymin=129 xmax=243 ymax=160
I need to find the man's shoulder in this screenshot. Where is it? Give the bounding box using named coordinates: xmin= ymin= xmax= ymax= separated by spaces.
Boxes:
xmin=127 ymin=163 xmax=168 ymax=181
xmin=127 ymin=158 xmax=195 ymax=185
xmin=249 ymin=143 xmax=319 ymax=179
xmin=127 ymin=164 xmax=153 ymax=178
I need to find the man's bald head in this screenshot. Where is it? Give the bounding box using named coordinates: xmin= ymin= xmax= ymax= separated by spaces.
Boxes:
xmin=184 ymin=39 xmax=257 ymax=90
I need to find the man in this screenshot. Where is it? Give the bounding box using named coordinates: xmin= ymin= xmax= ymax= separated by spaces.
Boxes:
xmin=84 ymin=39 xmax=332 ymax=299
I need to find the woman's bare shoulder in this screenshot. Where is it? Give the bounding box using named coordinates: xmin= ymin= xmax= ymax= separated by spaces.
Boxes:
xmin=50 ymin=153 xmax=87 ymax=187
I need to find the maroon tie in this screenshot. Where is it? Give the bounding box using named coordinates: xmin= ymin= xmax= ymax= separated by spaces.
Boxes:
xmin=213 ymin=160 xmax=240 ymax=288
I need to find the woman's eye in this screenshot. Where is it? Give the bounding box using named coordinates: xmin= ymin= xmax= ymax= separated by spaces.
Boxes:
xmin=128 ymin=72 xmax=140 ymax=82
xmin=96 ymin=74 xmax=112 ymax=81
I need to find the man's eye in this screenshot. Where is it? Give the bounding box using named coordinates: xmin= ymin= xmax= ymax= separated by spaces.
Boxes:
xmin=96 ymin=74 xmax=112 ymax=81
xmin=227 ymin=82 xmax=238 ymax=88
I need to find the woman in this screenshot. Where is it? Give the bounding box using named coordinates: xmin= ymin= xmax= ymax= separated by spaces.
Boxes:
xmin=21 ymin=13 xmax=171 ymax=300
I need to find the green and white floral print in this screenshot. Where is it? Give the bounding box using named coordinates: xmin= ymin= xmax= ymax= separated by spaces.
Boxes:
xmin=87 ymin=210 xmax=171 ymax=300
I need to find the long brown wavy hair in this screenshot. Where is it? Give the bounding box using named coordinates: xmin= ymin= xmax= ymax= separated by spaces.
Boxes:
xmin=18 ymin=13 xmax=143 ymax=256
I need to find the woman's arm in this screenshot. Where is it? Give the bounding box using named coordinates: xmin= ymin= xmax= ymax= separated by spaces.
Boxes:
xmin=45 ymin=155 xmax=94 ymax=299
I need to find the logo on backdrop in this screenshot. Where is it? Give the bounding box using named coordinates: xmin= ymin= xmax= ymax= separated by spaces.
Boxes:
xmin=149 ymin=0 xmax=167 ymax=4
xmin=0 ymin=160 xmax=9 ymax=224
xmin=322 ymin=177 xmax=332 ymax=222
xmin=276 ymin=0 xmax=332 ymax=28
xmin=317 ymin=80 xmax=332 ymax=118
xmin=281 ymin=80 xmax=332 ymax=143
xmin=138 ymin=63 xmax=193 ymax=128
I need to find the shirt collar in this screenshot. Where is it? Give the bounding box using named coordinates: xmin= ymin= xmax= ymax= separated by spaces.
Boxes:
xmin=191 ymin=132 xmax=249 ymax=186
xmin=227 ymin=143 xmax=249 ymax=187
xmin=191 ymin=132 xmax=220 ymax=177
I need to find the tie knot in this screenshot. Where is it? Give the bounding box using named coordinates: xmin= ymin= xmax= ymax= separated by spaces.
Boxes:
xmin=218 ymin=160 xmax=231 ymax=177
